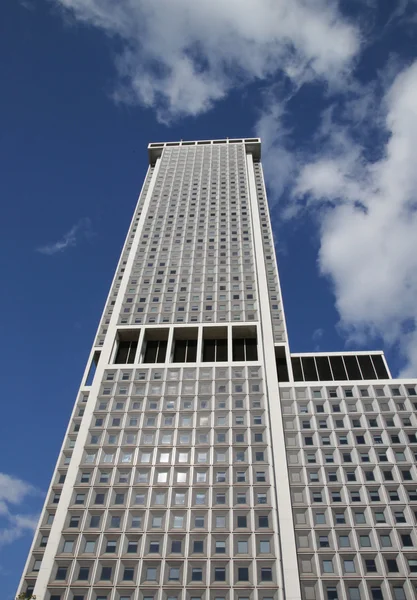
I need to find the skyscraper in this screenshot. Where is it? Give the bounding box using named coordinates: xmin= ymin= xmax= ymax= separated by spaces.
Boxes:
xmin=19 ymin=138 xmax=417 ymax=600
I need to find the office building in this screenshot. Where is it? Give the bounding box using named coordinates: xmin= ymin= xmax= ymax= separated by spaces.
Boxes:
xmin=18 ymin=139 xmax=417 ymax=600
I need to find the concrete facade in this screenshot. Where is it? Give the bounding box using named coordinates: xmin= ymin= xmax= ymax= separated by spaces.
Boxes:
xmin=18 ymin=139 xmax=417 ymax=600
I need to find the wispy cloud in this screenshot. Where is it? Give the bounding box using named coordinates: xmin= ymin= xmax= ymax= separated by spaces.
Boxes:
xmin=312 ymin=328 xmax=324 ymax=351
xmin=0 ymin=473 xmax=41 ymax=547
xmin=18 ymin=0 xmax=35 ymax=10
xmin=36 ymin=217 xmax=92 ymax=256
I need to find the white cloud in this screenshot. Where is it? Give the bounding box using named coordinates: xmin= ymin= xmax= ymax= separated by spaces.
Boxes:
xmin=294 ymin=60 xmax=417 ymax=376
xmin=255 ymin=93 xmax=297 ymax=204
xmin=53 ymin=0 xmax=360 ymax=120
xmin=0 ymin=473 xmax=40 ymax=547
xmin=37 ymin=217 xmax=92 ymax=255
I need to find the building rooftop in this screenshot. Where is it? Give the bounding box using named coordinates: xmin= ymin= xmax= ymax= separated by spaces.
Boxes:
xmin=148 ymin=137 xmax=261 ymax=164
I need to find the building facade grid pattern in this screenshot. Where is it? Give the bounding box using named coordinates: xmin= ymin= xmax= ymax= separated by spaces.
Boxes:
xmin=18 ymin=139 xmax=417 ymax=600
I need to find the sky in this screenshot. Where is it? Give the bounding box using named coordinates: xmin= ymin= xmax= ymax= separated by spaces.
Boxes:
xmin=2 ymin=0 xmax=417 ymax=596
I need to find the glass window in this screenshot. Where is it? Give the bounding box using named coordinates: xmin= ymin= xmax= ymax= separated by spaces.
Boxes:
xmin=100 ymin=566 xmax=112 ymax=580
xmin=323 ymin=560 xmax=333 ymax=573
xmin=344 ymin=560 xmax=355 ymax=573
xmin=261 ymin=567 xmax=272 ymax=581
xmin=192 ymin=568 xmax=203 ymax=581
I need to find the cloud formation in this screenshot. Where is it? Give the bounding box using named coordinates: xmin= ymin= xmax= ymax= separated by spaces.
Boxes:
xmin=0 ymin=473 xmax=40 ymax=547
xmin=294 ymin=60 xmax=417 ymax=376
xmin=37 ymin=217 xmax=92 ymax=255
xmin=53 ymin=0 xmax=360 ymax=121
xmin=48 ymin=2 xmax=417 ymax=374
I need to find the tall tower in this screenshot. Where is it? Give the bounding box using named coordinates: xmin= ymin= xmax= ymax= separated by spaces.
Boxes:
xmin=19 ymin=139 xmax=417 ymax=600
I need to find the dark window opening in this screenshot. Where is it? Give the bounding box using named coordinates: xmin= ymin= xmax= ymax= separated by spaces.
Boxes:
xmin=232 ymin=326 xmax=257 ymax=361
xmin=172 ymin=328 xmax=198 ymax=362
xmin=302 ymin=357 xmax=318 ymax=381
xmin=275 ymin=345 xmax=289 ymax=381
xmin=344 ymin=355 xmax=362 ymax=380
xmin=330 ymin=355 xmax=348 ymax=380
xmin=203 ymin=327 xmax=228 ymax=362
xmin=358 ymin=354 xmax=377 ymax=379
xmin=173 ymin=339 xmax=196 ymax=362
xmin=85 ymin=351 xmax=101 ymax=385
xmin=316 ymin=356 xmax=333 ymax=380
xmin=142 ymin=328 xmax=169 ymax=363
xmin=291 ymin=357 xmax=303 ymax=382
xmin=114 ymin=340 xmax=137 ymax=364
xmin=372 ymin=354 xmax=389 ymax=379
xmin=114 ymin=330 xmax=140 ymax=364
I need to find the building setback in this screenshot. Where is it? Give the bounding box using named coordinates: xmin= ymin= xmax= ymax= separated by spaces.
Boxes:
xmin=19 ymin=139 xmax=417 ymax=600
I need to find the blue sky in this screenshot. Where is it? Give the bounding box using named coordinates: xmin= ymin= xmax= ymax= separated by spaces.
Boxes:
xmin=2 ymin=0 xmax=417 ymax=595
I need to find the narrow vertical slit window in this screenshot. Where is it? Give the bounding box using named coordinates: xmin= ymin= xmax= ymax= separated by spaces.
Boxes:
xmin=85 ymin=351 xmax=101 ymax=385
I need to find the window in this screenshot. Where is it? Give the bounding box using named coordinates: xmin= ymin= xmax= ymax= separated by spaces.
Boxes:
xmin=146 ymin=567 xmax=157 ymax=581
xmin=322 ymin=560 xmax=333 ymax=573
xmin=365 ymin=559 xmax=377 ymax=573
xmin=69 ymin=516 xmax=80 ymax=528
xmin=344 ymin=560 xmax=355 ymax=573
xmin=258 ymin=515 xmax=269 ymax=527
xmin=105 ymin=540 xmax=117 ymax=553
xmin=56 ymin=566 xmax=67 ymax=580
xmin=393 ymin=588 xmax=406 ymax=600
xmin=260 ymin=567 xmax=272 ymax=581
xmin=237 ymin=540 xmax=248 ymax=553
xmin=327 ymin=588 xmax=338 ymax=600
xmin=63 ymin=540 xmax=74 ymax=553
xmin=237 ymin=516 xmax=247 ymax=528
xmin=401 ymin=533 xmax=413 ymax=546
xmin=169 ymin=567 xmax=180 ymax=581
xmin=33 ymin=559 xmax=42 ymax=572
xmin=89 ymin=515 xmax=100 ymax=527
xmin=100 ymin=566 xmax=112 ymax=580
xmin=375 ymin=511 xmax=385 ymax=523
xmin=195 ymin=516 xmax=205 ymax=528
xmin=78 ymin=566 xmax=90 ymax=580
xmin=192 ymin=567 xmax=203 ymax=581
xmin=360 ymin=535 xmax=371 ymax=547
xmin=408 ymin=558 xmax=417 ymax=572
xmin=386 ymin=558 xmax=399 ymax=572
